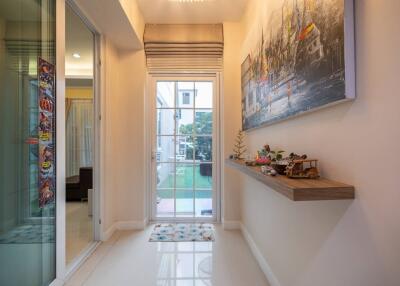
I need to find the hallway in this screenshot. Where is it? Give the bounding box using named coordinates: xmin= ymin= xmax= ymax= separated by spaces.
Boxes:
xmin=66 ymin=225 xmax=270 ymax=286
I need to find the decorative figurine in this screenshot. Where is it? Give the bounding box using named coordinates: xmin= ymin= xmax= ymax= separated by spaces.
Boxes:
xmin=268 ymin=150 xmax=285 ymax=162
xmin=271 ymin=160 xmax=289 ymax=175
xmin=233 ymin=130 xmax=247 ymax=160
xmin=255 ymin=144 xmax=273 ymax=165
xmin=288 ymin=153 xmax=308 ymax=160
xmin=286 ymin=159 xmax=320 ymax=179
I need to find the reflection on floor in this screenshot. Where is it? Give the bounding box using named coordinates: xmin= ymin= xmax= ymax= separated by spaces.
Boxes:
xmin=66 ymin=202 xmax=93 ymax=264
xmin=66 ymin=225 xmax=270 ymax=286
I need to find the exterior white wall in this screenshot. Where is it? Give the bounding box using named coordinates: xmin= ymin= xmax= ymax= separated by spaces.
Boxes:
xmin=236 ymin=0 xmax=400 ymax=285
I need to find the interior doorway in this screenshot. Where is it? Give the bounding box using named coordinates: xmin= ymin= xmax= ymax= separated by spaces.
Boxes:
xmin=150 ymin=76 xmax=220 ymax=222
xmin=64 ymin=3 xmax=98 ymax=267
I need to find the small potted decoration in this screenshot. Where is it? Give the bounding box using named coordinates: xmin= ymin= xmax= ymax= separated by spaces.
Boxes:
xmin=255 ymin=144 xmax=272 ymax=165
xmin=268 ymin=150 xmax=287 ymax=175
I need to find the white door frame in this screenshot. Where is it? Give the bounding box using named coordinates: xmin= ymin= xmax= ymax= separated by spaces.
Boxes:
xmin=54 ymin=0 xmax=104 ymax=283
xmin=146 ymin=73 xmax=222 ymax=223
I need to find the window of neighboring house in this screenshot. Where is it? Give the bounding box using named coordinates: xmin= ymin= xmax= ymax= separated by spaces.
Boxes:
xmin=182 ymin=92 xmax=190 ymax=105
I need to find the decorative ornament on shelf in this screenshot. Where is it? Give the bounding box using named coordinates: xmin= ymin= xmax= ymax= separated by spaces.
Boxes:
xmin=233 ymin=130 xmax=247 ymax=160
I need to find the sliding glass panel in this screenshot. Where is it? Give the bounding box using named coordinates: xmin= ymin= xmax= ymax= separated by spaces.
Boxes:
xmin=0 ymin=0 xmax=56 ymax=285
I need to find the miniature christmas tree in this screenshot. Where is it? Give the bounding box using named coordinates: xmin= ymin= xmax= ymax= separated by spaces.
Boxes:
xmin=233 ymin=130 xmax=247 ymax=160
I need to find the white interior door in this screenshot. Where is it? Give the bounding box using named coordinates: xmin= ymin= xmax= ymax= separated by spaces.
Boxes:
xmin=150 ymin=76 xmax=219 ymax=222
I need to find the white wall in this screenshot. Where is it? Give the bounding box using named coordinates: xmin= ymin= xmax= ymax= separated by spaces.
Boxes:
xmin=110 ymin=48 xmax=147 ymax=226
xmin=236 ymin=0 xmax=400 ymax=286
xmin=222 ymin=22 xmax=244 ymax=224
xmin=100 ymin=41 xmax=147 ymax=234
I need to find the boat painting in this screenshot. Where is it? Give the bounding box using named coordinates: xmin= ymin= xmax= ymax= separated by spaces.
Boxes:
xmin=241 ymin=0 xmax=355 ymax=130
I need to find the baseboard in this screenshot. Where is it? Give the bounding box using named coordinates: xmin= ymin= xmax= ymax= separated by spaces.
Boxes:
xmin=49 ymin=278 xmax=65 ymax=286
xmin=222 ymin=219 xmax=241 ymax=230
xmin=101 ymin=223 xmax=117 ymax=241
xmin=116 ymin=220 xmax=148 ymax=230
xmin=101 ymin=220 xmax=147 ymax=241
xmin=240 ymin=223 xmax=281 ymax=286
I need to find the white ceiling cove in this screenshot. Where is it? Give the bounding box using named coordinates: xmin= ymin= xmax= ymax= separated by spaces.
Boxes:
xmin=136 ymin=0 xmax=249 ymax=24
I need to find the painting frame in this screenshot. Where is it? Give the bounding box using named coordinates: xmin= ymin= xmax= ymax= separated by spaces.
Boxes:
xmin=241 ymin=0 xmax=355 ymax=131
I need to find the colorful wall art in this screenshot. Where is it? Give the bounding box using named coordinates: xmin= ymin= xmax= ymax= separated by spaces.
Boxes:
xmin=241 ymin=0 xmax=355 ymax=130
xmin=38 ymin=58 xmax=56 ymax=208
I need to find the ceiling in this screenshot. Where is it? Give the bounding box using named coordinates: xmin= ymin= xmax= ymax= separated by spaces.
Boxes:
xmin=65 ymin=5 xmax=93 ymax=79
xmin=136 ymin=0 xmax=249 ymax=24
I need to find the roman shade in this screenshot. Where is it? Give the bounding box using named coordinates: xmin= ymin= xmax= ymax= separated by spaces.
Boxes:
xmin=144 ymin=24 xmax=224 ymax=72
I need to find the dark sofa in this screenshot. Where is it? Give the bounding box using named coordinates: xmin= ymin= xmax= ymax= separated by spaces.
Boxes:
xmin=66 ymin=167 xmax=93 ymax=201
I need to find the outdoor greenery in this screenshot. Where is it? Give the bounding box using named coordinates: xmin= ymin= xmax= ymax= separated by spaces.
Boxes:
xmin=179 ymin=111 xmax=213 ymax=161
xmin=158 ymin=165 xmax=212 ymax=189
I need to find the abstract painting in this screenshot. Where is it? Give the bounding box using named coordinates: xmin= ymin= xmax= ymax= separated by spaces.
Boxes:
xmin=242 ymin=0 xmax=355 ymax=130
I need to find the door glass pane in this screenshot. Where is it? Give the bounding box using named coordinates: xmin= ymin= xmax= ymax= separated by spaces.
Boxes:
xmin=176 ymin=164 xmax=194 ymax=190
xmin=194 ymin=137 xmax=212 ymax=162
xmin=0 ymin=0 xmax=56 ymax=285
xmin=176 ymin=190 xmax=194 ymax=218
xmin=157 ymin=136 xmax=175 ymax=163
xmin=195 ymin=190 xmax=213 ymax=218
xmin=177 ymin=82 xmax=194 ymax=108
xmin=157 ymin=188 xmax=174 ymax=218
xmin=157 ymin=163 xmax=175 ymax=189
xmin=194 ymin=110 xmax=212 ymax=135
xmin=194 ymin=164 xmax=212 ymax=190
xmin=157 ymin=82 xmax=175 ymax=108
xmin=157 ymin=109 xmax=175 ymax=135
xmin=176 ymin=109 xmax=193 ymax=136
xmin=176 ymin=136 xmax=194 ymax=162
xmin=195 ymin=82 xmax=213 ymax=108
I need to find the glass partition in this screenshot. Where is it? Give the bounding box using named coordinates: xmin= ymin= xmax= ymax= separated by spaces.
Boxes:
xmin=0 ymin=0 xmax=56 ymax=285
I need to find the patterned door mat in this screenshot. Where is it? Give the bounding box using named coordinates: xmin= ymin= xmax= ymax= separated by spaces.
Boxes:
xmin=149 ymin=223 xmax=215 ymax=242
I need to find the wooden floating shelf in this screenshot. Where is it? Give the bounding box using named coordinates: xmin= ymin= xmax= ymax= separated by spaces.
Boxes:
xmin=225 ymin=159 xmax=355 ymax=201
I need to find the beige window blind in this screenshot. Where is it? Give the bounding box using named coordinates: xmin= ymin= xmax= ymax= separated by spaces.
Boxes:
xmin=144 ymin=24 xmax=224 ymax=72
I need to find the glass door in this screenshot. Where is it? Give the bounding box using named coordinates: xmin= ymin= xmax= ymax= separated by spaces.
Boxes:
xmin=153 ymin=79 xmax=218 ymax=221
xmin=0 ymin=0 xmax=56 ymax=285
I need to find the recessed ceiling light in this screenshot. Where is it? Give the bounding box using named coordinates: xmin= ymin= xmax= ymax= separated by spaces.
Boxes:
xmin=72 ymin=53 xmax=81 ymax=58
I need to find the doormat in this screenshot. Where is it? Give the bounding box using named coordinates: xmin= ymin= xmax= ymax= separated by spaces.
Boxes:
xmin=149 ymin=223 xmax=215 ymax=242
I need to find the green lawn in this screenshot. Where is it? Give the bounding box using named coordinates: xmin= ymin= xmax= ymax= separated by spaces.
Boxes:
xmin=158 ymin=165 xmax=212 ymax=199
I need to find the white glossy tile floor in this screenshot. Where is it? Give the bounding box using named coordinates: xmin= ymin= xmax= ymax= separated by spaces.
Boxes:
xmin=66 ymin=224 xmax=270 ymax=286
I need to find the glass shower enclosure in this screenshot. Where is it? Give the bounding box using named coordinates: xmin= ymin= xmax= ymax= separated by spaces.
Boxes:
xmin=0 ymin=0 xmax=57 ymax=285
